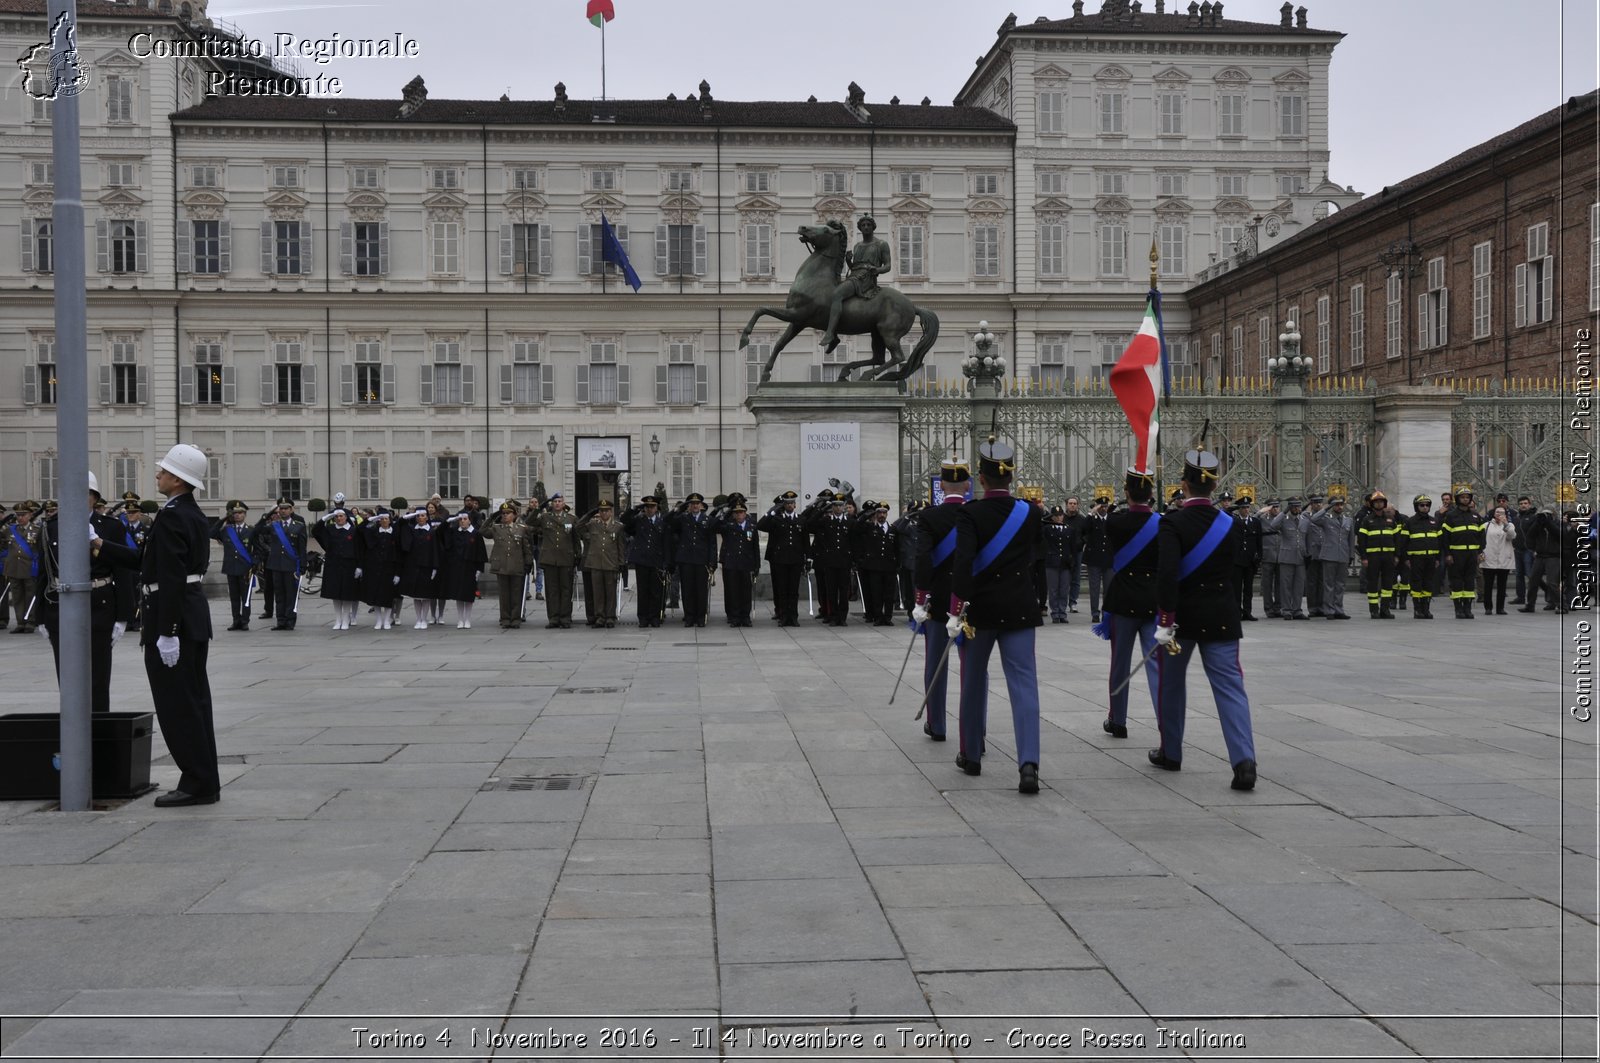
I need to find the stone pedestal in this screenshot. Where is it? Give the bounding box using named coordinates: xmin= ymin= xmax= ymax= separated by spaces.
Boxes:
xmin=1375 ymin=386 xmax=1461 ymax=506
xmin=746 ymin=382 xmax=907 ymax=510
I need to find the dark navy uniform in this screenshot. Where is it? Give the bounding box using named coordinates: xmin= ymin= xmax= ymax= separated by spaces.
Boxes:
xmin=1233 ymin=499 xmax=1262 ymax=620
xmin=1151 ymin=450 xmax=1256 ymax=790
xmin=1100 ymin=471 xmax=1162 ymax=736
xmin=851 ymin=507 xmax=899 ymax=626
xmin=311 ymin=514 xmax=365 ymax=602
xmin=712 ymin=505 xmax=761 ymax=626
xmin=360 ymin=515 xmax=402 ymax=611
xmin=258 ymin=509 xmax=308 ymax=629
xmin=38 ymin=507 xmax=142 ymax=714
xmin=952 ymin=443 xmax=1044 ymax=792
xmin=210 ymin=506 xmax=257 ymax=630
xmin=1081 ymin=503 xmax=1112 ymax=621
xmin=807 ymin=502 xmax=855 ymax=626
xmin=622 ymin=498 xmax=670 ymax=627
xmin=892 ymin=506 xmax=921 ymax=613
xmin=141 ymin=487 xmax=219 ymax=800
xmin=1041 ymin=511 xmax=1079 ymax=622
xmin=668 ymin=495 xmax=715 ymax=626
xmin=757 ymin=492 xmax=808 ymax=626
xmin=913 ymin=475 xmax=967 ymax=741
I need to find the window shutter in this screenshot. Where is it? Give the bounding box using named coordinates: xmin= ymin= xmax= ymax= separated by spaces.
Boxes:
xmin=134 ymin=220 xmax=148 ymax=272
xmin=617 ymin=363 xmax=630 ymax=404
xmin=655 ymin=224 xmax=670 ymax=275
xmin=425 ymin=456 xmax=438 ymax=496
xmin=458 ymin=457 xmax=470 ymax=499
xmin=499 ymin=363 xmax=513 ymax=404
xmin=695 ymin=363 xmax=709 ymax=405
xmin=419 ymin=364 xmax=434 ymax=405
xmin=576 ymin=363 xmax=589 ymax=404
xmin=1439 ymin=287 xmax=1449 ymax=345
xmin=260 ymin=221 xmax=273 ymax=274
xmin=135 ymin=365 xmax=149 ymax=404
xmin=218 ymin=220 xmax=232 ymax=273
xmin=23 ymin=365 xmax=38 ymax=405
xmin=577 ymin=225 xmax=592 ymax=275
xmin=1540 ymin=257 xmax=1554 ymax=322
xmin=99 ymin=365 xmax=112 ymax=404
xmin=540 ymin=363 xmax=554 ymax=404
xmin=179 ymin=366 xmax=195 ymax=405
xmin=340 ymin=362 xmax=355 ymax=405
xmin=299 ymin=221 xmax=313 ymax=274
xmin=301 ymin=363 xmax=316 ymax=405
xmin=744 ymin=224 xmax=758 ymax=275
xmin=539 ymin=224 xmax=553 ymax=275
xmin=221 ymin=365 xmax=237 ymax=405
xmin=1417 ymin=292 xmax=1428 ymax=348
xmin=1514 ymin=263 xmax=1527 ymax=328
xmin=693 ymin=225 xmax=708 ymax=276
xmin=260 ymin=364 xmax=276 ymax=405
xmin=340 ymin=222 xmax=354 ymax=274
xmin=96 ymin=219 xmax=110 ymax=272
xmin=656 ymin=363 xmax=669 ymax=404
xmin=460 ymin=363 xmax=475 ymax=406
xmin=175 ymin=220 xmax=192 ymax=273
xmin=20 ymin=220 xmax=35 ymax=272
xmin=499 ymin=224 xmax=513 ymax=275
xmin=372 ymin=223 xmax=387 ymax=275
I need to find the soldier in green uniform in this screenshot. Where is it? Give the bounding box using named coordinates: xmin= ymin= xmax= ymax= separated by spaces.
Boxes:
xmin=483 ymin=501 xmax=535 ymax=628
xmin=820 ymin=216 xmax=891 ymax=353
xmin=532 ymin=493 xmax=579 ymax=628
xmin=577 ymin=500 xmax=627 ymax=628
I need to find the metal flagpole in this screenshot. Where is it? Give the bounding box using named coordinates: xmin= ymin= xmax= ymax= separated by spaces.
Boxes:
xmin=600 ymin=17 xmax=606 ymax=102
xmin=48 ymin=0 xmax=92 ymax=812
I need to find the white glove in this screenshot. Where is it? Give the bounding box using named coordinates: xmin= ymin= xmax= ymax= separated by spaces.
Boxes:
xmin=111 ymin=621 xmax=126 ymax=645
xmin=946 ymin=614 xmax=963 ymax=638
xmin=1154 ymin=624 xmax=1178 ymax=649
xmin=354 ymin=568 xmax=363 ymax=580
xmin=36 ymin=624 xmax=49 ymax=641
xmin=156 ymin=635 xmax=180 ymax=668
xmin=392 ymin=575 xmax=400 ymax=586
xmin=88 ymin=523 xmax=98 ymax=543
xmin=912 ymin=604 xmax=929 ymax=624
xmin=430 ymin=569 xmax=437 ymax=579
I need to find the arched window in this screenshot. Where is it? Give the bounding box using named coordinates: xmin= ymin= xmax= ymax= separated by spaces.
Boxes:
xmin=179 ymin=2 xmax=192 ymax=19
xmin=157 ymin=0 xmax=172 ymax=13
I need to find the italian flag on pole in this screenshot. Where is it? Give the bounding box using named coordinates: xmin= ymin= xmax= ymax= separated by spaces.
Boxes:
xmin=587 ymin=0 xmax=615 ymax=27
xmin=1108 ymin=291 xmax=1168 ymax=475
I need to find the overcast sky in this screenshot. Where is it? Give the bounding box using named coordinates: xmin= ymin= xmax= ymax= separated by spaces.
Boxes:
xmin=218 ymin=0 xmax=1598 ymax=197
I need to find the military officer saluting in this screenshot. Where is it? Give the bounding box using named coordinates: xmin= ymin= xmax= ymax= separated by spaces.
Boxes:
xmin=668 ymin=493 xmax=716 ymax=627
xmin=210 ymin=501 xmax=256 ymax=631
xmin=911 ymin=458 xmax=970 ymax=743
xmin=807 ymin=493 xmax=856 ymax=626
xmin=757 ymin=491 xmax=808 ymax=626
xmin=1149 ymin=447 xmax=1258 ymax=791
xmin=622 ymin=495 xmax=670 ymax=627
xmin=950 ymin=439 xmax=1045 ymax=795
xmin=1097 ymin=467 xmax=1162 ymax=740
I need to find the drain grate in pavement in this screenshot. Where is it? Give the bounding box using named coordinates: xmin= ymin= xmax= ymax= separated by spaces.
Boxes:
xmin=480 ymin=775 xmax=590 ymax=792
xmin=598 ymin=646 xmax=639 ymax=651
xmin=673 ymin=642 xmax=728 ymax=647
xmin=557 ymin=685 xmax=626 ymax=694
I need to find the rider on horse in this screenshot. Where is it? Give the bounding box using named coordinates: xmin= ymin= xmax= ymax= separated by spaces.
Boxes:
xmin=821 ymin=216 xmax=891 ymax=353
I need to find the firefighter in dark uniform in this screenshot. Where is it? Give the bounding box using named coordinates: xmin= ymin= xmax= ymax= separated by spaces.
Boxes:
xmin=1398 ymin=495 xmax=1440 ymax=620
xmin=950 ymin=440 xmax=1045 ymax=795
xmin=1355 ymin=489 xmax=1399 ymax=618
xmin=1097 ymin=468 xmax=1162 ymax=739
xmin=621 ymin=495 xmax=670 ymax=627
xmin=911 ymin=460 xmax=969 ymax=742
xmin=851 ymin=501 xmax=899 ymax=626
xmin=668 ymin=492 xmax=715 ymax=627
xmin=1149 ymin=447 xmax=1258 ymax=791
xmin=808 ymin=494 xmax=855 ymax=626
xmin=1441 ymin=487 xmax=1487 ymax=619
xmin=711 ymin=495 xmax=761 ymax=627
xmin=757 ymin=491 xmax=808 ymax=626
xmin=35 ymin=473 xmax=143 ymax=714
xmin=210 ymin=501 xmax=256 ymax=631
xmin=142 ymin=444 xmax=220 ymax=806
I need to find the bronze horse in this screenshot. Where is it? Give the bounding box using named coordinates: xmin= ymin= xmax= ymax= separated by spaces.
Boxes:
xmin=738 ymin=221 xmax=939 ymax=383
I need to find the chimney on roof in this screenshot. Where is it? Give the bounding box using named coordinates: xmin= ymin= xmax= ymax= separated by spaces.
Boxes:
xmin=698 ymin=79 xmax=713 ymax=117
xmin=553 ymin=81 xmax=567 ymax=116
xmin=999 ymin=12 xmax=1016 ymax=33
xmin=1296 ymin=5 xmax=1307 ymax=28
xmin=1213 ymin=2 xmax=1223 ymax=22
xmin=1072 ymin=0 xmax=1083 ymax=17
xmin=398 ymin=76 xmax=427 ymax=118
xmin=1187 ymin=2 xmax=1200 ymax=27
xmin=1130 ymin=0 xmax=1142 ymax=24
xmin=667 ymin=92 xmax=677 ymax=100
xmin=1199 ymin=2 xmax=1212 ymax=28
xmin=1155 ymin=0 xmax=1164 ymax=12
xmin=807 ymin=94 xmax=817 ymax=103
xmin=1279 ymin=1 xmax=1292 ymax=27
xmin=890 ymin=95 xmax=900 ymax=105
xmin=498 ymin=93 xmax=509 ymax=103
xmin=921 ymin=96 xmax=931 ymax=105
xmin=847 ymin=81 xmax=865 ymax=108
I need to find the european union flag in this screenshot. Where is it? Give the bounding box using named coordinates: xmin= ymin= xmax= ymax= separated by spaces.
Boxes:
xmin=600 ymin=212 xmax=642 ymax=292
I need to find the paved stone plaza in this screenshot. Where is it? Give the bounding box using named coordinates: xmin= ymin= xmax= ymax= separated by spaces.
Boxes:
xmin=0 ymin=592 xmax=1594 ymax=1061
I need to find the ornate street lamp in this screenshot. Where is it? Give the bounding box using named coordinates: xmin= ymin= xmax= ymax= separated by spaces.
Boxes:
xmin=962 ymin=320 xmax=1006 ymax=385
xmin=649 ymin=432 xmax=661 ymax=472
xmin=1268 ymin=319 xmax=1309 ymax=382
xmin=1378 ymin=239 xmax=1422 ymax=279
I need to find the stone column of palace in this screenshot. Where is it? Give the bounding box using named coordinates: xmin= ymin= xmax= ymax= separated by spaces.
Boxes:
xmin=1374 ymin=385 xmax=1459 ymax=508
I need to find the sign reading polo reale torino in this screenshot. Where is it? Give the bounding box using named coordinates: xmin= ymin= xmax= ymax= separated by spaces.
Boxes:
xmin=799 ymin=422 xmax=861 ymax=500
xmin=575 ymin=436 xmax=630 ymax=472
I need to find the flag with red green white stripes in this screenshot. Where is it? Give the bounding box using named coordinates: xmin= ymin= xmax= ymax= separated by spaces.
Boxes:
xmin=587 ymin=0 xmax=614 ymax=27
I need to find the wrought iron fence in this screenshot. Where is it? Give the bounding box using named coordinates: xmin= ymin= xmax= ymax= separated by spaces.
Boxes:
xmin=1450 ymin=379 xmax=1573 ymax=505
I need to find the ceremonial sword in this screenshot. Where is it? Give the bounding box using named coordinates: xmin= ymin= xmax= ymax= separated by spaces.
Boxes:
xmin=913 ymin=608 xmax=967 ymax=721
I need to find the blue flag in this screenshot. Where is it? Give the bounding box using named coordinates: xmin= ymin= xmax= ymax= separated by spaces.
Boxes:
xmin=600 ymin=212 xmax=642 ymax=292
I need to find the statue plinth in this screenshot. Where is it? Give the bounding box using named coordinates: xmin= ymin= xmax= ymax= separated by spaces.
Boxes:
xmin=746 ymin=381 xmax=907 ymax=510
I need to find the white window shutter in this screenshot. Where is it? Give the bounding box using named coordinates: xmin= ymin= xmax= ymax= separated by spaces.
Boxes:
xmin=656 ymin=363 xmax=669 ymax=404
xmin=1417 ymin=292 xmax=1428 ymax=348
xmin=218 ymin=221 xmax=232 ymax=273
xmin=340 ymin=222 xmax=354 ymax=274
xmin=693 ymin=225 xmax=708 ymax=276
xmin=23 ymin=365 xmax=38 ymax=405
xmin=376 ymin=223 xmax=389 ymax=275
xmin=695 ymin=363 xmax=709 ymax=404
xmin=577 ymin=226 xmax=592 ymax=275
xmin=260 ymin=364 xmax=276 ymax=405
xmin=221 ymin=365 xmax=237 ymax=405
xmin=459 ymin=458 xmax=470 ymax=499
xmin=380 ymin=363 xmax=395 ymax=404
xmin=540 ymin=363 xmax=554 ymax=404
xmin=99 ymin=365 xmax=112 ymax=404
xmin=96 ymin=219 xmax=110 ymax=272
xmin=260 ymin=221 xmax=273 ymax=274
xmin=301 ymin=363 xmax=316 ymax=405
xmin=425 ymin=456 xmax=438 ymax=496
xmin=179 ymin=366 xmax=195 ymax=405
xmin=134 ymin=220 xmax=148 ymax=272
xmin=339 ymin=362 xmax=355 ymax=405
xmin=655 ymin=224 xmax=670 ymax=275
xmin=576 ymin=363 xmax=589 ymax=404
xmin=499 ymin=363 xmax=514 ymax=404
xmin=1514 ymin=263 xmax=1527 ymax=327
xmin=461 ymin=363 xmax=475 ymax=406
xmin=499 ymin=224 xmax=513 ymax=275
xmin=617 ymin=363 xmax=630 ymax=404
xmin=419 ymin=364 xmax=434 ymax=405
xmin=1540 ymin=257 xmax=1554 ymax=322
xmin=1439 ymin=288 xmax=1449 ymax=345
xmin=539 ymin=225 xmax=553 ymax=275
xmin=135 ymin=365 xmax=149 ymax=404
xmin=299 ymin=221 xmax=313 ymax=274
xmin=176 ymin=220 xmax=192 ymax=273
xmin=21 ymin=219 xmax=36 ymax=272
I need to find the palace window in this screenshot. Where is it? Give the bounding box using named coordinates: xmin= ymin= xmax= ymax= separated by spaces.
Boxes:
xmin=973 ymin=224 xmax=1000 ymax=278
xmin=502 ymin=335 xmax=552 ymax=406
xmin=500 ymin=222 xmax=551 ymax=277
xmin=1277 ymin=93 xmax=1304 ymax=138
xmin=1157 ymin=91 xmax=1185 ymax=136
xmin=263 ymin=220 xmax=311 ymax=275
xmin=1098 ymin=221 xmax=1126 ymax=277
xmin=24 ymin=333 xmax=56 ymax=406
xmin=1037 ymin=90 xmax=1066 ymax=134
xmin=1039 ymin=223 xmax=1066 ymax=278
xmin=188 ymin=339 xmax=226 ymax=405
xmin=1385 ymin=273 xmax=1403 ymax=359
xmin=357 ymin=456 xmax=381 ymax=500
xmin=743 ymin=221 xmax=773 ymax=277
xmin=1316 ymin=295 xmax=1331 ymax=374
xmin=103 ymin=333 xmax=146 ymax=405
xmin=897 ymin=222 xmax=926 ymax=278
xmin=1349 ymin=283 xmax=1365 ymax=366
xmin=22 ymin=219 xmax=52 ymax=273
xmin=1218 ymin=93 xmax=1246 ymax=137
xmin=1419 ymin=255 xmax=1449 ymax=350
xmin=1516 ymin=222 xmax=1554 ymax=327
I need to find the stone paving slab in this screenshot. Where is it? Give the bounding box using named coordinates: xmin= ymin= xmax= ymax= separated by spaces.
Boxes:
xmin=0 ymin=595 xmax=1592 ymax=1060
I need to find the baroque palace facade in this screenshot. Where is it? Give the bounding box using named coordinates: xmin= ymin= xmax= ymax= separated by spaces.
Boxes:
xmin=2 ymin=0 xmax=1354 ymax=509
